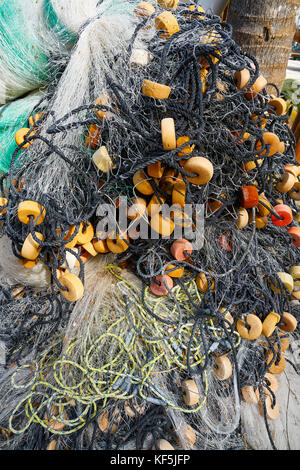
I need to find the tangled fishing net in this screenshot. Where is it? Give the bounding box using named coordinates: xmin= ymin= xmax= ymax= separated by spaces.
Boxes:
xmin=0 ymin=0 xmax=299 ymax=451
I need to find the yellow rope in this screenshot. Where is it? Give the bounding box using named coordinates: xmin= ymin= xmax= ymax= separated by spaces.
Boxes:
xmin=8 ymin=265 xmax=240 ymax=436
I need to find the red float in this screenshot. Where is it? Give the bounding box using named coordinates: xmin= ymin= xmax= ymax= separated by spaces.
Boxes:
xmin=240 ymin=186 xmax=259 ymax=208
xmin=287 ymin=227 xmax=300 ymax=247
xmin=270 ymin=204 xmax=292 ymax=227
xmin=150 ymin=274 xmax=174 ymax=296
xmin=170 ymin=238 xmax=193 ymax=260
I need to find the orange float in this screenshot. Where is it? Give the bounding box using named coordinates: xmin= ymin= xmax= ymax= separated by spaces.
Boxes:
xmin=236 ymin=314 xmax=262 ymax=340
xmin=234 ymin=69 xmax=250 ymax=90
xmin=21 ymin=232 xmax=44 ymax=260
xmin=244 ymin=75 xmax=267 ymax=100
xmin=59 ymin=273 xmax=84 ymax=302
xmin=86 ymin=124 xmax=101 ymax=149
xmin=15 ymin=128 xmax=35 ymax=148
xmin=147 ymin=161 xmax=164 ymax=178
xmin=182 ymin=157 xmax=214 ymax=185
xmin=134 ymin=1 xmax=155 ymax=17
xmin=155 ymin=11 xmax=180 ymax=39
xmin=170 ymin=238 xmax=192 ymax=261
xmin=176 ymin=136 xmax=195 ymax=158
xmin=255 ymin=132 xmax=280 ymax=157
xmin=142 ymin=80 xmax=171 ymax=99
xmin=161 ymin=118 xmax=176 ymax=150
xmin=150 ymin=274 xmax=173 ymax=296
xmin=270 ymin=204 xmax=292 ymax=227
xmin=76 ymin=222 xmax=94 ymax=245
xmin=240 ymin=186 xmax=258 ymax=208
xmin=95 ymin=94 xmax=112 ymax=120
xmin=268 ymin=97 xmax=287 ymax=116
xmin=0 ymin=197 xmax=8 ymax=215
xmin=287 ymin=227 xmax=300 ymax=247
xmin=18 ymin=201 xmax=46 ymax=225
xmin=106 ymin=233 xmax=130 ymax=253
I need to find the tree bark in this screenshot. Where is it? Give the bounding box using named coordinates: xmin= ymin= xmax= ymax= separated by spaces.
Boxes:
xmin=227 ymin=0 xmax=297 ymax=91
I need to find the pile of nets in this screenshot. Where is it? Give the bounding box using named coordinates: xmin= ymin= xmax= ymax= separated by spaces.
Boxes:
xmin=0 ymin=0 xmax=299 ymax=451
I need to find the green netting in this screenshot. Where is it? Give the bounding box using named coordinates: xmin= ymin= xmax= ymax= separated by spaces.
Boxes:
xmin=0 ymin=91 xmax=43 ymax=173
xmin=0 ymin=0 xmax=139 ymax=104
xmin=0 ymin=0 xmax=77 ymax=104
xmin=0 ymin=0 xmax=139 ymax=171
xmin=0 ymin=1 xmax=48 ymax=102
xmin=43 ymin=0 xmax=78 ymax=46
xmin=97 ymin=0 xmax=138 ymax=15
xmin=0 ymin=0 xmax=47 ymax=76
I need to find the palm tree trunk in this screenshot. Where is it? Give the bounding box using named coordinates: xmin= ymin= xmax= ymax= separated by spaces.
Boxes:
xmin=227 ymin=0 xmax=297 ymax=91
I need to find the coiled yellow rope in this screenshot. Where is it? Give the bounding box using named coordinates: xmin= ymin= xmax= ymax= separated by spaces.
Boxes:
xmin=9 ymin=265 xmax=240 ymax=435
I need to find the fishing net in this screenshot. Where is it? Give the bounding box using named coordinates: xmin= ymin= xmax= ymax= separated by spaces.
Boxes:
xmin=0 ymin=0 xmax=299 ymax=451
